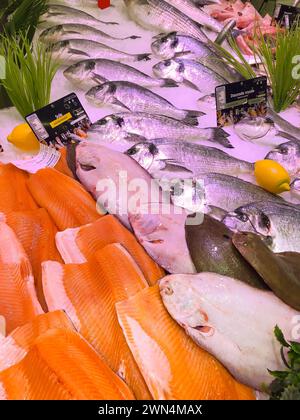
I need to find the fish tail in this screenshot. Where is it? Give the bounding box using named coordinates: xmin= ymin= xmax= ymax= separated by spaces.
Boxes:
xmin=211 ymin=128 xmax=234 ymax=148
xmin=161 ymin=79 xmax=178 ymax=88
xmin=136 ymin=53 xmax=151 ymax=62
xmin=184 ymin=110 xmax=206 ymax=124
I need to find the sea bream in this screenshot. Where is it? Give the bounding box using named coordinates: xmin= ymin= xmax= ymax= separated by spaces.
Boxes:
xmin=160 ymin=272 xmax=299 ymax=390
xmin=40 ymin=24 xmax=141 ymax=45
xmin=153 ymin=58 xmax=227 ymax=94
xmin=124 ymin=0 xmax=208 ymax=42
xmin=126 ymin=140 xmax=254 ymax=178
xmin=222 ymin=201 xmax=300 ymax=253
xmin=41 ymin=4 xmax=118 ymax=27
xmin=68 ymin=142 xmax=196 ymax=274
xmin=48 ymin=39 xmax=150 ymax=65
xmin=86 ymin=81 xmax=203 ymax=125
xmin=265 ymin=140 xmax=300 ymax=177
xmin=88 ymin=112 xmax=232 ymax=149
xmin=63 ymin=59 xmax=178 ymax=90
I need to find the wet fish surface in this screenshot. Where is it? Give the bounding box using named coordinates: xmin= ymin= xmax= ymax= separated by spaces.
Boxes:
xmin=265 ymin=140 xmax=300 ymax=177
xmin=64 ymin=59 xmax=177 ymax=90
xmin=89 ymin=112 xmax=232 ymax=149
xmin=86 ymin=81 xmax=203 ymax=125
xmin=48 ymin=39 xmax=151 ymax=65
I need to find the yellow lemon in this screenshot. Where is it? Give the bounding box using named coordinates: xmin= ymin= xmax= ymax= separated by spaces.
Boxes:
xmin=7 ymin=123 xmax=40 ymax=152
xmin=254 ymin=160 xmax=291 ymax=194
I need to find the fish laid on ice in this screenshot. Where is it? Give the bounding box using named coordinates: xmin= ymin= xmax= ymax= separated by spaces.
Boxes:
xmin=0 ymin=329 xmax=135 ymax=400
xmin=160 ymin=272 xmax=299 ymax=390
xmin=64 ymin=59 xmax=178 ymax=90
xmin=86 ymin=81 xmax=203 ymax=125
xmin=0 ymin=222 xmax=43 ymax=334
xmin=40 ymin=24 xmax=140 ymax=45
xmin=41 ymin=4 xmax=118 ymax=27
xmin=0 ymin=311 xmax=75 ymax=371
xmin=89 ymin=112 xmax=232 ymax=149
xmin=124 ymin=0 xmax=208 ymax=42
xmin=27 ymin=168 xmax=102 ymax=231
xmin=265 ymin=140 xmax=300 ymax=177
xmin=126 ymin=139 xmax=253 ymax=178
xmin=153 ymin=58 xmax=226 ymax=95
xmin=268 ymin=107 xmax=300 ymax=142
xmin=185 ymin=214 xmax=266 ymax=289
xmin=233 ymin=232 xmax=300 ymax=311
xmin=151 ymin=32 xmax=241 ymax=82
xmin=48 ymin=39 xmax=151 ymax=65
xmin=116 ymin=285 xmax=255 ymax=400
xmin=42 ymin=244 xmax=151 ymax=399
xmin=56 ymin=215 xmax=165 ymax=286
xmin=69 ymin=142 xmax=195 ymax=274
xmin=223 ymin=201 xmax=300 ymax=253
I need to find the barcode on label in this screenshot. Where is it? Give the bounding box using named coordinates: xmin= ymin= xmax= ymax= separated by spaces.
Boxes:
xmin=27 ymin=114 xmax=49 ymax=141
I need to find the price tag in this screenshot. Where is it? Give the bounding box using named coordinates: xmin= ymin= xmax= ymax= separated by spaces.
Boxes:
xmin=274 ymin=4 xmax=300 ymax=28
xmin=98 ymin=0 xmax=110 ymax=9
xmin=215 ymin=76 xmax=267 ymax=127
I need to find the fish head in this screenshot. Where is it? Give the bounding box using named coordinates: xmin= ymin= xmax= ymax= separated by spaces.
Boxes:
xmin=126 ymin=142 xmax=159 ymax=171
xmin=86 ymin=83 xmax=117 ymax=106
xmin=152 ymin=59 xmax=184 ymax=83
xmin=160 ymin=274 xmax=215 ymax=339
xmin=89 ymin=115 xmax=125 ymax=142
xmin=265 ymin=141 xmax=300 ymax=176
xmin=40 ymin=25 xmax=65 ymax=43
xmin=47 ymin=40 xmax=70 ymax=61
xmin=234 ymin=116 xmax=275 ymax=141
xmin=151 ymin=32 xmax=179 ymax=59
xmin=223 ymin=205 xmax=272 ymax=238
xmin=64 ymin=60 xmax=97 ymax=86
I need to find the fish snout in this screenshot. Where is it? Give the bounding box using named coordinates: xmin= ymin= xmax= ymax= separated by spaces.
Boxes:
xmin=159 ymin=278 xmax=174 ymax=297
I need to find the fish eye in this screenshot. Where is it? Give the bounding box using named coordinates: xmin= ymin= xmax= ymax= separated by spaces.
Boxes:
xmin=164 ymin=60 xmax=172 ymax=67
xmin=236 ymin=211 xmax=248 ymax=222
xmin=279 ymin=146 xmax=289 ymax=154
xmin=260 ymin=213 xmax=271 ymax=230
xmin=85 ymin=61 xmax=95 ymax=70
xmin=98 ymin=118 xmax=108 ymax=126
xmin=127 ymin=147 xmax=137 ymax=156
xmin=79 ymin=163 xmax=96 ymax=172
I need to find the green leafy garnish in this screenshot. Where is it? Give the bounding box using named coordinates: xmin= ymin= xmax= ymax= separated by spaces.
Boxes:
xmin=268 ymin=325 xmax=300 ymax=400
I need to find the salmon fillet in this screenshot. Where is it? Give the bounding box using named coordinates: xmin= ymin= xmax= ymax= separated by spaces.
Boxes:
xmin=42 ymin=243 xmax=152 ymax=399
xmin=116 ymin=285 xmax=255 ymax=400
xmin=56 ymin=215 xmax=165 ymax=285
xmin=0 ymin=328 xmax=135 ymax=400
xmin=27 ymin=168 xmax=102 ymax=230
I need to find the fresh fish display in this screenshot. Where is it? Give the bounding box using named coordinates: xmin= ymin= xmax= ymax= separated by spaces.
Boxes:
xmin=267 ymin=108 xmax=300 ymax=142
xmin=69 ymin=142 xmax=195 ymax=273
xmin=86 ymin=81 xmax=203 ymax=125
xmin=233 ymin=232 xmax=300 ymax=311
xmin=265 ymin=140 xmax=300 ymax=177
xmin=153 ymin=59 xmax=226 ymax=94
xmin=40 ymin=4 xmax=118 ymax=27
xmin=126 ymin=139 xmax=253 ymax=178
xmin=223 ymin=201 xmax=300 ymax=253
xmin=163 ymin=0 xmax=224 ymax=32
xmin=234 ymin=116 xmax=278 ymax=143
xmin=48 ymin=39 xmax=151 ymax=65
xmin=124 ymin=0 xmax=208 ymax=42
xmin=40 ymin=24 xmax=140 ymax=45
xmin=42 ymin=244 xmax=152 ymax=399
xmin=64 ymin=59 xmax=178 ymax=90
xmin=185 ymin=215 xmax=266 ymax=288
xmin=116 ymin=285 xmax=254 ymax=400
xmin=55 ymin=215 xmax=165 ymax=286
xmin=151 ymin=32 xmax=241 ymax=82
xmin=89 ymin=112 xmax=232 ymax=149
xmin=27 ymin=168 xmax=102 ymax=231
xmin=160 ymin=272 xmax=298 ymax=389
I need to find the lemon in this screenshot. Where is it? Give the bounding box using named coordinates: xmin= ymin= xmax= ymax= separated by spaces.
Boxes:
xmin=254 ymin=160 xmax=291 ymax=194
xmin=7 ymin=123 xmax=40 ymax=152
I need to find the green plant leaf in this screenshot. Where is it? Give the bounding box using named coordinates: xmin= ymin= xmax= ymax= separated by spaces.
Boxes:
xmin=274 ymin=325 xmax=290 ymax=347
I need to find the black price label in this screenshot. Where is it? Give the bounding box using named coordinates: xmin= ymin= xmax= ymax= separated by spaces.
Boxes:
xmin=215 ymin=76 xmax=267 ymax=127
xmin=26 ymin=93 xmax=91 ymax=147
xmin=274 ymin=4 xmax=300 ymax=28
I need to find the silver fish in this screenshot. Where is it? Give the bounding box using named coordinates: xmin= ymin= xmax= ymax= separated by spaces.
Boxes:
xmin=268 ymin=107 xmax=300 ymax=141
xmin=126 ymin=139 xmax=254 ymax=178
xmin=86 ymin=81 xmax=203 ymax=125
xmin=69 ymin=142 xmax=195 ymax=273
xmin=160 ymin=272 xmax=298 ymax=390
xmin=153 ymin=58 xmax=226 ymax=94
xmin=89 ymin=112 xmax=232 ymax=149
xmin=265 ymin=140 xmax=300 ymax=177
xmin=48 ymin=39 xmax=151 ymax=65
xmin=222 ymin=201 xmax=300 ymax=253
xmin=40 ymin=24 xmax=140 ymax=44
xmin=151 ymin=32 xmax=241 ymax=82
xmin=41 ymin=4 xmax=118 ymax=27
xmin=63 ymin=59 xmax=177 ymax=90
xmin=163 ymin=0 xmax=223 ymax=32
xmin=124 ymin=0 xmax=208 ymax=42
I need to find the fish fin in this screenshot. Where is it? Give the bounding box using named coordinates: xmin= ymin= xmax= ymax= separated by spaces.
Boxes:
xmin=162 ymin=79 xmax=178 ymax=88
xmin=111 ymin=98 xmax=131 ymax=111
xmin=275 ymin=131 xmax=298 ymax=141
xmin=125 ymin=133 xmax=148 ymax=143
xmin=183 ymin=79 xmax=201 ymax=92
xmin=174 ymin=51 xmax=193 ymax=58
xmin=136 ymin=53 xmax=151 ymax=62
xmin=152 ymin=33 xmax=166 ymax=40
xmin=206 ymin=205 xmax=228 ymax=222
xmin=210 ymin=128 xmax=233 ymax=148
xmin=161 ymin=160 xmax=193 ymax=175
xmin=68 ymin=48 xmax=90 ymax=57
xmin=92 ymin=73 xmax=107 ymax=84
xmin=183 ymin=110 xmax=205 ymax=126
